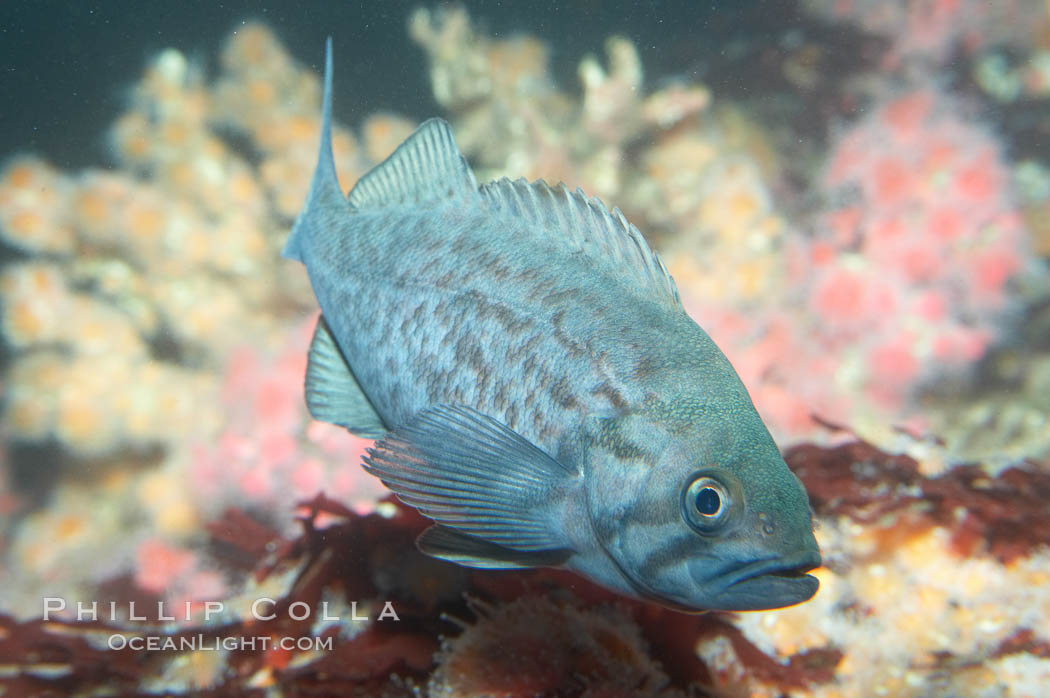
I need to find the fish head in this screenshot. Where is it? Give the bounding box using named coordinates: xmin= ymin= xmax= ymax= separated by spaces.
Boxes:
xmin=582 ymin=410 xmax=820 ymax=612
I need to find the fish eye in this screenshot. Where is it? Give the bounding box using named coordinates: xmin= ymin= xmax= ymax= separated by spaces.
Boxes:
xmin=696 ymin=486 xmax=721 ymax=515
xmin=681 ymin=475 xmax=732 ymax=533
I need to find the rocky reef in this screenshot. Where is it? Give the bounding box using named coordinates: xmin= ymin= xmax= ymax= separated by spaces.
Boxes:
xmin=2 ymin=438 xmax=1048 ymax=695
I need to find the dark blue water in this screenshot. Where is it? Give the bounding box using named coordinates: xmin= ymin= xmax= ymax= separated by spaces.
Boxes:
xmin=0 ymin=0 xmax=838 ymax=169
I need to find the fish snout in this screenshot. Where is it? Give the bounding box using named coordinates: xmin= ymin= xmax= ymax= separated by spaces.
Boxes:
xmin=688 ymin=547 xmax=821 ymax=611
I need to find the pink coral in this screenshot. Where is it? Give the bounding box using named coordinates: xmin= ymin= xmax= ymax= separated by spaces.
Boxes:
xmin=133 ymin=537 xmax=229 ymax=617
xmin=189 ymin=317 xmax=387 ymax=523
xmin=683 ymin=87 xmax=1028 ymax=440
xmin=816 ymin=88 xmax=1023 ymax=347
xmin=134 ymin=539 xmax=195 ymax=595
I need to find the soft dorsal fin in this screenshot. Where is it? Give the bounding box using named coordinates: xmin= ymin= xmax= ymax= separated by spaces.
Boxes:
xmin=480 ymin=178 xmax=681 ymax=307
xmin=348 ymin=118 xmax=480 ymax=210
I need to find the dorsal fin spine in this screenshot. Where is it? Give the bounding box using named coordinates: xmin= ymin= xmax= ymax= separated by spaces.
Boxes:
xmin=480 ymin=178 xmax=681 ymax=306
xmin=314 ymin=37 xmax=339 ymax=206
xmin=283 ymin=37 xmax=344 ymax=262
xmin=549 ymin=184 xmax=570 ymax=233
xmin=347 ymin=118 xmax=479 ymax=210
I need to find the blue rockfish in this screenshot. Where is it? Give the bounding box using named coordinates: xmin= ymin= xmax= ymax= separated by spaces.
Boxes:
xmin=283 ymin=40 xmax=820 ymax=612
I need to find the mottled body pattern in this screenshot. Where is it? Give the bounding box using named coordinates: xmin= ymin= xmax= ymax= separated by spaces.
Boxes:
xmin=285 ymin=41 xmax=820 ymax=612
xmin=309 ymin=202 xmax=681 ymax=447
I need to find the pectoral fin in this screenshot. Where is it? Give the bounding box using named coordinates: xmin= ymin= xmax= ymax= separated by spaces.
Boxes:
xmin=362 ymin=404 xmax=576 ymax=565
xmin=305 ymin=316 xmax=388 ymax=439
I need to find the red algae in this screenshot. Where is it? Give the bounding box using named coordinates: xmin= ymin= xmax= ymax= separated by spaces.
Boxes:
xmin=4 ymin=437 xmax=1047 ymax=695
xmin=993 ymin=629 xmax=1050 ymax=660
xmin=787 ymin=441 xmax=1050 ymax=564
xmin=0 ymin=488 xmax=849 ymax=696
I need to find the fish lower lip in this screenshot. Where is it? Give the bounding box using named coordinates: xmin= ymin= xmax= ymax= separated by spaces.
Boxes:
xmin=765 ymin=566 xmax=811 ymax=579
xmin=694 ymin=550 xmax=821 ymax=610
xmin=725 ymin=550 xmax=822 ymax=589
xmin=685 ymin=550 xmax=822 ymax=611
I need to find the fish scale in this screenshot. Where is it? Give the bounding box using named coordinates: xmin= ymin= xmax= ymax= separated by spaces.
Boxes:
xmin=283 ymin=39 xmax=821 ymax=612
xmin=310 ymin=212 xmax=633 ymax=448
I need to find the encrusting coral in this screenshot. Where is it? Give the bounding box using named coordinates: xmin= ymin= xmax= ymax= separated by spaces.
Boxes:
xmin=0 ymin=23 xmax=384 ymax=619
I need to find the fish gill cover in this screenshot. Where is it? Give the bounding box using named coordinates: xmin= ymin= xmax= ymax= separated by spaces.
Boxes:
xmin=0 ymin=2 xmax=1049 ymax=696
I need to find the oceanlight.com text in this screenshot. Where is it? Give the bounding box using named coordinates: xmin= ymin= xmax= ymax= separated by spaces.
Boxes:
xmin=107 ymin=634 xmax=334 ymax=652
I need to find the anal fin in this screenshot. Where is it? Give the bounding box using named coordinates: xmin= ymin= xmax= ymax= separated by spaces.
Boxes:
xmin=418 ymin=525 xmax=571 ymax=569
xmin=305 ymin=315 xmax=388 ymax=439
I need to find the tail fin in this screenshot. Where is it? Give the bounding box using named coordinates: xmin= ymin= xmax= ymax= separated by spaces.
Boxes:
xmin=283 ymin=37 xmax=347 ymax=263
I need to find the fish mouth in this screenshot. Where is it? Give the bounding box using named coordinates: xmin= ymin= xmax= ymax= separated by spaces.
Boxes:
xmin=706 ymin=550 xmax=822 ymax=611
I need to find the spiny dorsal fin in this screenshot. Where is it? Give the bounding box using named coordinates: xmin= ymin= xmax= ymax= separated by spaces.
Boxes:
xmin=480 ymin=178 xmax=680 ymax=307
xmin=348 ymin=118 xmax=480 ymax=210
